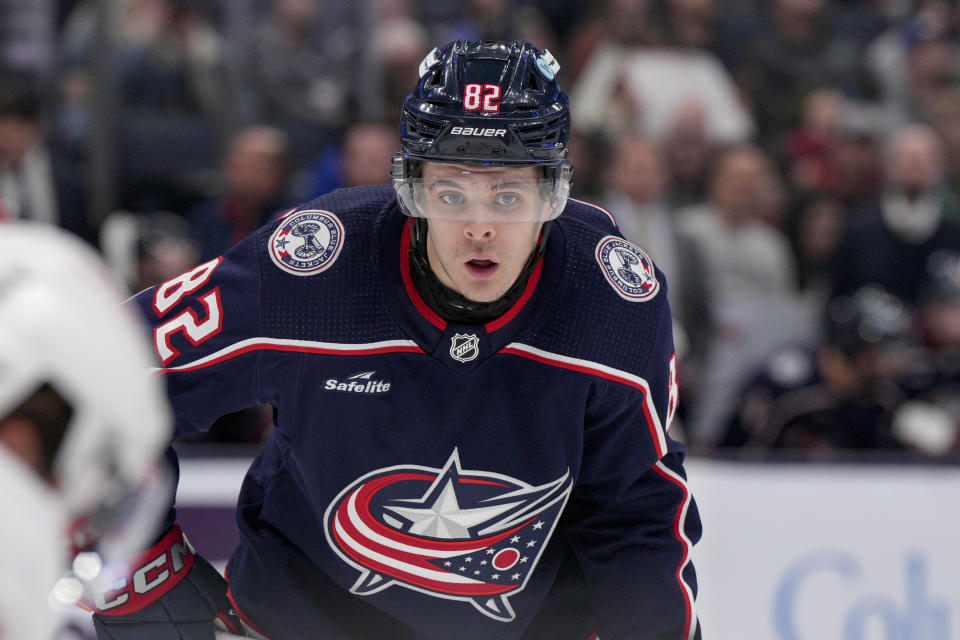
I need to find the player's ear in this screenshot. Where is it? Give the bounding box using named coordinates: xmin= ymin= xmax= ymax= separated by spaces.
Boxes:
xmin=0 ymin=416 xmax=47 ymax=481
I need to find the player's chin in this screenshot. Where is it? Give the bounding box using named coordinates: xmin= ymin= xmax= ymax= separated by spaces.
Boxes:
xmin=459 ymin=278 xmax=510 ymax=304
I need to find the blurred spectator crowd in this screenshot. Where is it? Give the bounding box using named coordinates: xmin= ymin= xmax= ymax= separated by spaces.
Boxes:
xmin=3 ymin=0 xmax=960 ymax=458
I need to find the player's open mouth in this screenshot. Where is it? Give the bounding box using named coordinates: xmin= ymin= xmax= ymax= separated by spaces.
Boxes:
xmin=465 ymin=259 xmax=499 ymax=278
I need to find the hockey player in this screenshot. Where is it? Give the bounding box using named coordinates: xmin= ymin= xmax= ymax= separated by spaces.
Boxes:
xmin=0 ymin=223 xmax=173 ymax=639
xmin=93 ymin=41 xmax=702 ymax=639
xmin=722 ymin=286 xmax=915 ymax=450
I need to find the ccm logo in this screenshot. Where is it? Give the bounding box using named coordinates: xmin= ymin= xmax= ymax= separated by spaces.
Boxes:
xmin=450 ymin=127 xmax=507 ymax=137
xmin=93 ymin=538 xmax=195 ymax=611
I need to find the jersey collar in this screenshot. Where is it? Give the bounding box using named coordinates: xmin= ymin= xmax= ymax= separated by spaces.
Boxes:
xmin=380 ymin=205 xmax=561 ymax=369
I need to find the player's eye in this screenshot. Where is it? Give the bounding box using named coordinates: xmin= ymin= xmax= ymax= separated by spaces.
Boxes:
xmin=438 ymin=191 xmax=465 ymax=206
xmin=493 ymin=193 xmax=520 ymax=207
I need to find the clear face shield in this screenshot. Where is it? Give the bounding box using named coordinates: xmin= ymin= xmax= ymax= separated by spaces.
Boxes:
xmin=393 ymin=155 xmax=572 ymax=223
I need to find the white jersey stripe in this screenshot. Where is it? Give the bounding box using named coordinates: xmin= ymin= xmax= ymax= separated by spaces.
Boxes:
xmin=501 ymin=342 xmax=669 ymax=457
xmin=653 ymin=460 xmax=698 ymax=640
xmin=334 ymin=514 xmax=482 ymax=585
xmin=345 ymin=489 xmax=481 ymax=559
xmin=152 ymin=337 xmax=422 ymax=374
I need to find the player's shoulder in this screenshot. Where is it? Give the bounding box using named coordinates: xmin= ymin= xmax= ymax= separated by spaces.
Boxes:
xmin=562 ymin=197 xmax=619 ymax=234
xmin=131 ymin=186 xmax=399 ymax=369
xmin=260 ymin=186 xmax=394 ymax=240
xmin=555 ymin=197 xmax=665 ymax=311
xmin=253 ymin=185 xmax=401 ymax=343
xmin=256 ymin=185 xmax=394 ymax=277
xmin=293 ymin=185 xmax=396 ymax=221
xmin=526 ymin=200 xmax=671 ymax=377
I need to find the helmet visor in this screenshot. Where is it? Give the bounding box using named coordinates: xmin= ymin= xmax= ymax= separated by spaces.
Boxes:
xmin=394 ymin=157 xmax=571 ymax=222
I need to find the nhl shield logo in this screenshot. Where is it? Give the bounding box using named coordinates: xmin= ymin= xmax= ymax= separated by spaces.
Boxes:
xmin=323 ymin=450 xmax=573 ymax=621
xmin=595 ymin=235 xmax=660 ymax=302
xmin=268 ymin=209 xmax=345 ymax=276
xmin=449 ymin=333 xmax=480 ymax=363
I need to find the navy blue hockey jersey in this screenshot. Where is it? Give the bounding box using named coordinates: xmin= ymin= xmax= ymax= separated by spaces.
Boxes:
xmin=134 ymin=187 xmax=702 ymax=640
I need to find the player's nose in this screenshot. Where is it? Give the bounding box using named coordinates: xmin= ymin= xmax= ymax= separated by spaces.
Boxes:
xmin=463 ymin=215 xmax=496 ymax=240
xmin=464 ymin=222 xmax=495 ymax=240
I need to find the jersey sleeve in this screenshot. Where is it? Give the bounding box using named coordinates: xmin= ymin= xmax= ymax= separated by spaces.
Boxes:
xmin=564 ymin=295 xmax=702 ymax=640
xmin=131 ymin=229 xmax=269 ymax=438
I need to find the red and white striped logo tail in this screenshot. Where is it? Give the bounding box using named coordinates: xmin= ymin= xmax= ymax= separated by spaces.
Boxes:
xmin=324 ymin=449 xmax=572 ymax=621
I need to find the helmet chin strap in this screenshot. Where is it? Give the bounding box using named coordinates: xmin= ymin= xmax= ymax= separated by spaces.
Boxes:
xmin=408 ymin=218 xmax=551 ymax=325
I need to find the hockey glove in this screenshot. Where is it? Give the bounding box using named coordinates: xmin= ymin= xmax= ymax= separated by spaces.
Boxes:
xmin=89 ymin=524 xmax=244 ymax=639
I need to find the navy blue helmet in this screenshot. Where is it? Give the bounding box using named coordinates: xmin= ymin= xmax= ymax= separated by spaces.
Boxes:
xmin=393 ymin=40 xmax=573 ymax=221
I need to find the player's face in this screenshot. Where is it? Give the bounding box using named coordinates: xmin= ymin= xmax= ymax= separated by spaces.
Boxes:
xmin=422 ymin=163 xmax=544 ymax=303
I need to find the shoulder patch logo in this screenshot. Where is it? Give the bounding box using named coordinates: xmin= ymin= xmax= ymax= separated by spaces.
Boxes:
xmin=596 ymin=236 xmax=660 ymax=302
xmin=268 ymin=209 xmax=345 ymax=276
xmin=594 ymin=235 xmax=660 ymax=302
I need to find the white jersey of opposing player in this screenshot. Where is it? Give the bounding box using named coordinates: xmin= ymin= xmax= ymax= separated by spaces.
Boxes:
xmin=0 ymin=222 xmax=173 ymax=639
xmin=0 ymin=445 xmax=66 ymax=639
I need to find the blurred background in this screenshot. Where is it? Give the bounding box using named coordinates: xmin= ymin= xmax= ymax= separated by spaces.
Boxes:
xmin=2 ymin=1 xmax=959 ymax=638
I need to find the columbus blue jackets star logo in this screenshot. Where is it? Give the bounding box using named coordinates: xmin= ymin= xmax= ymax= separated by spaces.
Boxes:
xmin=595 ymin=235 xmax=659 ymax=302
xmin=323 ymin=450 xmax=572 ymax=621
xmin=268 ymin=209 xmax=344 ymax=276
